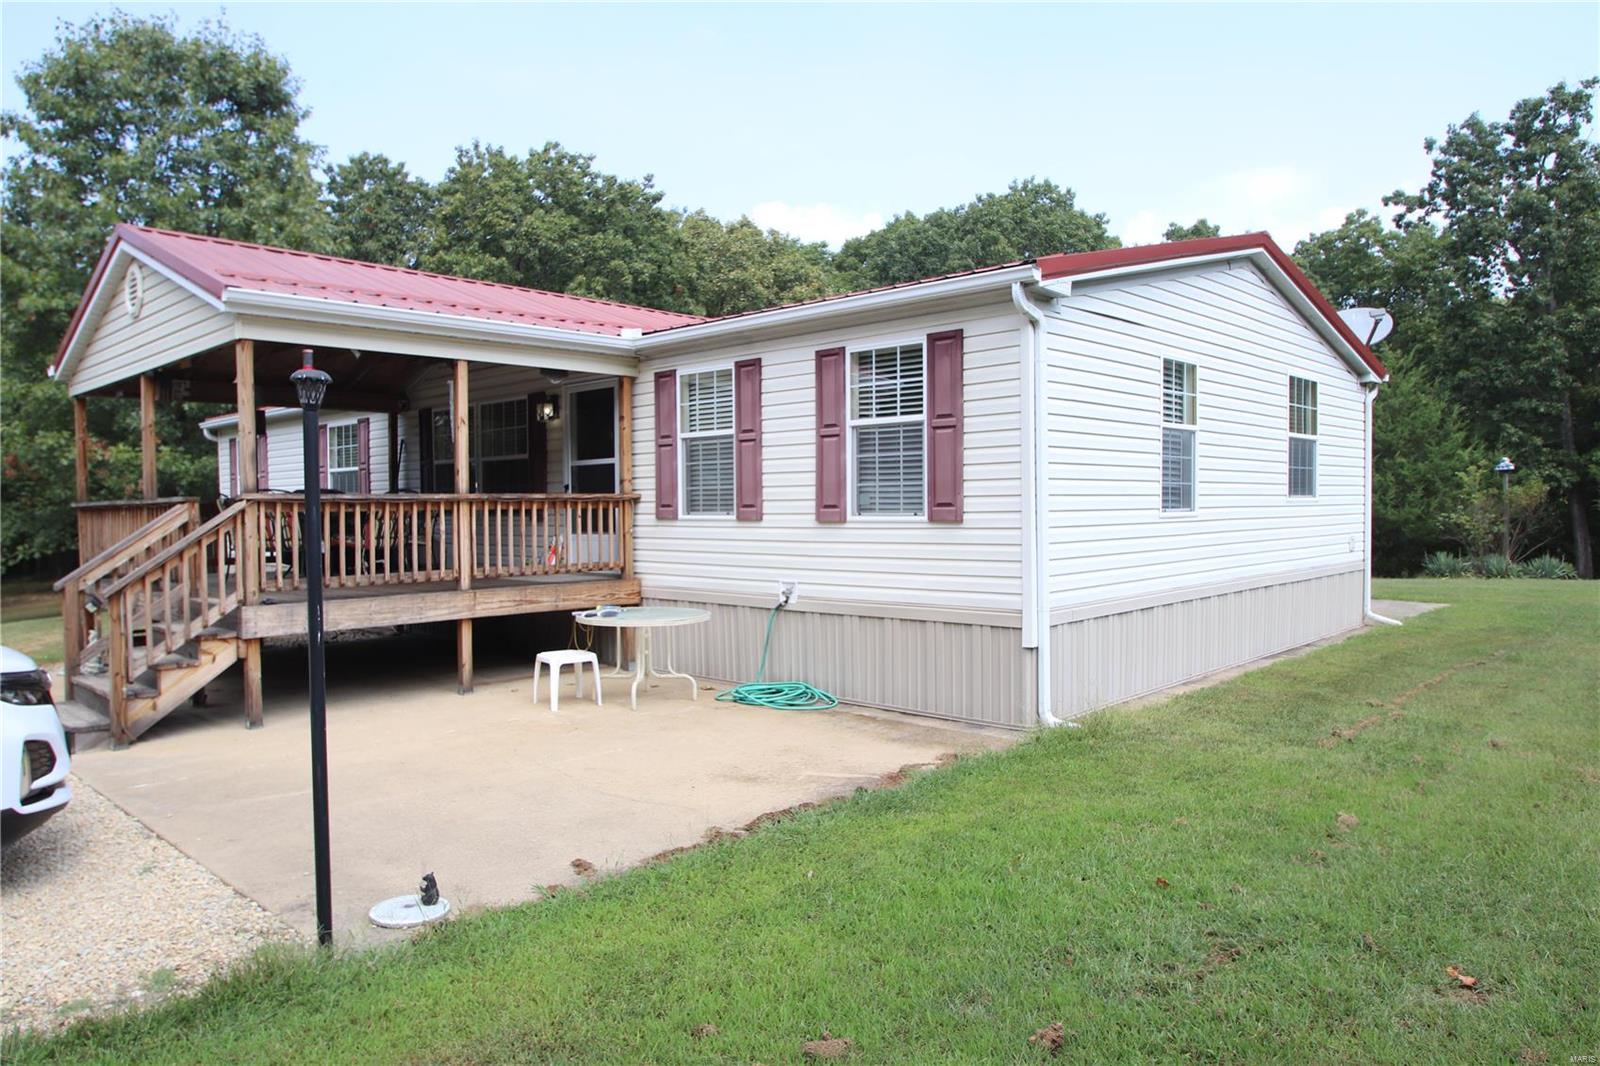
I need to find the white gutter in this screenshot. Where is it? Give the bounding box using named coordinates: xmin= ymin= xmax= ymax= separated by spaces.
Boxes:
xmin=638 ymin=265 xmax=1040 ymax=352
xmin=1362 ymin=382 xmax=1400 ymax=626
xmin=1011 ymin=280 xmax=1065 ymax=728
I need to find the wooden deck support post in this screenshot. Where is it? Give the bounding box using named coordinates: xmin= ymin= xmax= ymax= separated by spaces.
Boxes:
xmin=236 ymin=339 xmax=264 ymax=726
xmin=72 ymin=397 xmax=90 ymax=503
xmin=454 ymin=359 xmax=473 ymax=693
xmin=616 ymin=374 xmax=636 ymax=668
xmin=139 ymin=374 xmax=158 ymax=499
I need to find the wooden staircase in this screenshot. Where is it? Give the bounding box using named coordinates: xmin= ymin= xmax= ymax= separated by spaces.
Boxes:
xmin=58 ymin=502 xmax=251 ymax=745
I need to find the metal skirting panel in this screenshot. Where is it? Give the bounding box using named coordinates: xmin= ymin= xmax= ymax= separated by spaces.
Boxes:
xmin=643 ymin=599 xmax=1035 ymax=728
xmin=1049 ymin=568 xmax=1365 ymax=718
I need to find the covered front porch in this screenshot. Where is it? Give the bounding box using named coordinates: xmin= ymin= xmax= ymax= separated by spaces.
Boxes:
xmin=51 ymin=227 xmax=667 ymax=745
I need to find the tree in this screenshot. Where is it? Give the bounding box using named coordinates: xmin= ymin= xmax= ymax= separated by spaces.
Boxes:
xmin=1387 ymin=79 xmax=1600 ymax=577
xmin=669 ymin=212 xmax=836 ymax=317
xmin=423 ymin=142 xmax=683 ymax=310
xmin=1162 ymin=219 xmax=1221 ymax=242
xmin=834 ymin=178 xmax=1118 ymax=288
xmin=326 ymin=153 xmax=437 ymax=269
xmin=1 ymin=13 xmax=329 ymax=568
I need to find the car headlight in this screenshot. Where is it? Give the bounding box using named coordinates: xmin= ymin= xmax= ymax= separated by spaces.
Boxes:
xmin=20 ymin=747 xmax=32 ymax=798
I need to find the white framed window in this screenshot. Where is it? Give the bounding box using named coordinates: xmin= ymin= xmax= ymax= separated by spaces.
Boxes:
xmin=1289 ymin=376 xmax=1318 ymax=497
xmin=475 ymin=398 xmax=529 ymax=493
xmin=327 ymin=422 xmax=361 ymax=493
xmin=679 ymin=367 xmax=734 ymax=515
xmin=1161 ymin=358 xmax=1197 ymax=512
xmin=850 ymin=343 xmax=924 ymax=515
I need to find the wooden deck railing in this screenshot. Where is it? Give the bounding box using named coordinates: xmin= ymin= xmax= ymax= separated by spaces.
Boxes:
xmin=54 ymin=502 xmax=199 ymax=694
xmin=73 ymin=498 xmax=199 ymax=566
xmin=243 ymin=493 xmax=635 ymax=592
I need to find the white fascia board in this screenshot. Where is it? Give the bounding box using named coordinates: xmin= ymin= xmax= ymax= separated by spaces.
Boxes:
xmin=1048 ymin=250 xmax=1380 ymax=384
xmin=634 ymin=264 xmax=1041 ymax=354
xmin=221 ymin=289 xmax=638 ymax=357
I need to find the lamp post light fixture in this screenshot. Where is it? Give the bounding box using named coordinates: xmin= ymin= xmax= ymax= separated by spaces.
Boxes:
xmin=291 ymin=348 xmax=335 ymax=948
xmin=1494 ymin=456 xmax=1516 ymax=561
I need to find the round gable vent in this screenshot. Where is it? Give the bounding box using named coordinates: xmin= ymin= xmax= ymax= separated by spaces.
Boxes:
xmin=123 ymin=264 xmax=145 ymax=319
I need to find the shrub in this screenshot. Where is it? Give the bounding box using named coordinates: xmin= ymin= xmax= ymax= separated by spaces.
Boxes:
xmin=1421 ymin=551 xmax=1472 ymax=578
xmin=1479 ymin=554 xmax=1515 ymax=578
xmin=1517 ymin=554 xmax=1578 ymax=580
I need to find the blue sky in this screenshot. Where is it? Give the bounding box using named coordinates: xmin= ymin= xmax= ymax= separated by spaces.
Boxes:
xmin=3 ymin=3 xmax=1596 ymax=249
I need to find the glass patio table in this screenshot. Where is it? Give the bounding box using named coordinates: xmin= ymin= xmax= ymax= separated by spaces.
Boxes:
xmin=572 ymin=606 xmax=710 ymax=710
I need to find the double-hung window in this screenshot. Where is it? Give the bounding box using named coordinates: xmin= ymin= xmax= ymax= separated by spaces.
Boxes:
xmin=850 ymin=343 xmax=924 ymax=515
xmin=680 ymin=367 xmax=735 ymax=515
xmin=327 ymin=423 xmax=361 ymax=493
xmin=1161 ymin=358 xmax=1197 ymax=512
xmin=475 ymin=398 xmax=529 ymax=493
xmin=1288 ymin=376 xmax=1318 ymax=497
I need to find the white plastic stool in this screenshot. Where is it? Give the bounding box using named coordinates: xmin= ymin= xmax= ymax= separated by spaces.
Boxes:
xmin=533 ymin=649 xmax=602 ymax=713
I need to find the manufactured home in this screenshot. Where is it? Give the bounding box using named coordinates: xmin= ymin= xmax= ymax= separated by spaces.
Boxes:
xmin=51 ymin=224 xmax=1387 ymax=743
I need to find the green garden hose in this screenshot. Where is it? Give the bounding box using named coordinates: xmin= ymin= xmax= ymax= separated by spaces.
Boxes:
xmin=716 ymin=602 xmax=838 ymax=711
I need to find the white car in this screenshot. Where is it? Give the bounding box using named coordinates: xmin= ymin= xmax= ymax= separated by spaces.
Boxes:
xmin=2 ymin=646 xmax=72 ymax=844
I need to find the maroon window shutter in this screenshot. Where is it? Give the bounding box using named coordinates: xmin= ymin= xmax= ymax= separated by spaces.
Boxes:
xmin=925 ymin=328 xmax=964 ymax=523
xmin=526 ymin=393 xmax=548 ymax=492
xmin=814 ymin=347 xmax=847 ymax=523
xmin=654 ymin=370 xmax=679 ymax=519
xmin=357 ymin=417 xmax=372 ymax=493
xmin=734 ymin=358 xmax=763 ymax=520
xmin=318 ymin=425 xmax=329 ymax=489
xmin=417 ymin=408 xmax=434 ymax=492
xmin=256 ymin=428 xmax=269 ymax=491
xmin=228 ymin=438 xmax=238 ymax=497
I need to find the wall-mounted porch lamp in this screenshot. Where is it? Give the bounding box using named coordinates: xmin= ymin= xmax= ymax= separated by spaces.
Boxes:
xmin=534 ymin=396 xmax=560 ymax=423
xmin=290 ymin=347 xmax=335 ymax=948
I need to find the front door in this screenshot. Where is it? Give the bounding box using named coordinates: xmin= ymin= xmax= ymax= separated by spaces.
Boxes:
xmin=566 ymin=384 xmax=617 ymax=492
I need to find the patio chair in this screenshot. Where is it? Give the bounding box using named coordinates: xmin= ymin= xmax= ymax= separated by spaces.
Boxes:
xmin=532 ymin=649 xmax=602 ymax=713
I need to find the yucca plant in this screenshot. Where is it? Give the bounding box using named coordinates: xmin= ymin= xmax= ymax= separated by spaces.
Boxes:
xmin=1479 ymin=554 xmax=1515 ymax=578
xmin=1421 ymin=551 xmax=1472 ymax=578
xmin=1517 ymin=554 xmax=1578 ymax=579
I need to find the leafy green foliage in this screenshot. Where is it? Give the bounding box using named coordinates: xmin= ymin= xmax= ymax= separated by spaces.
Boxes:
xmin=1162 ymin=218 xmax=1221 ymax=242
xmin=1443 ymin=462 xmax=1558 ymax=561
xmin=1516 ymin=553 xmax=1578 ymax=579
xmin=1386 ymin=78 xmax=1600 ymax=577
xmin=1 ymin=14 xmax=317 ymax=569
xmin=834 ymin=178 xmax=1118 ymax=288
xmin=326 ymin=153 xmax=437 ymax=268
xmin=1420 ymin=552 xmax=1471 ymax=578
xmin=667 ymin=212 xmax=835 ymax=317
xmin=1478 ymin=553 xmax=1515 ymax=578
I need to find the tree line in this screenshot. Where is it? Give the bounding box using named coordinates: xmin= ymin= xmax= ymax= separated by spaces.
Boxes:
xmin=2 ymin=14 xmax=1594 ymax=576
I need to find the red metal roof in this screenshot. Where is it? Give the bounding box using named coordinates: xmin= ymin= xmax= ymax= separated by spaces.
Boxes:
xmin=1037 ymin=233 xmax=1387 ymax=378
xmin=109 ymin=224 xmax=705 ymax=335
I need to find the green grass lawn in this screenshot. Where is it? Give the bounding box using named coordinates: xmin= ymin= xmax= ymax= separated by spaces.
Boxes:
xmin=0 ymin=579 xmax=63 ymax=665
xmin=10 ymin=580 xmax=1599 ymax=1063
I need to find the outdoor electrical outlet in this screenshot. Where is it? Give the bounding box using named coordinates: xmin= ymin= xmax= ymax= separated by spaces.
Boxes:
xmin=778 ymin=580 xmax=799 ymax=606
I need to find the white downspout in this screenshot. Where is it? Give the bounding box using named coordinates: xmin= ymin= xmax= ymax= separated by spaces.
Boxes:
xmin=1012 ymin=281 xmax=1065 ymax=727
xmin=1362 ymin=381 xmax=1400 ymax=626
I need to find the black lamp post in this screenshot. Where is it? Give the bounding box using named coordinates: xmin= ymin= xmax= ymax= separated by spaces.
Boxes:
xmin=291 ymin=348 xmax=334 ymax=947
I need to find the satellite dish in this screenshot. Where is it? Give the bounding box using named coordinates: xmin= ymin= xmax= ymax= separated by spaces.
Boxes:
xmin=1337 ymin=307 xmax=1395 ymax=347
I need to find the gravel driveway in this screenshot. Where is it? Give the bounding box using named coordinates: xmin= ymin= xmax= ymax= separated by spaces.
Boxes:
xmin=1 ymin=775 xmax=293 ymax=1035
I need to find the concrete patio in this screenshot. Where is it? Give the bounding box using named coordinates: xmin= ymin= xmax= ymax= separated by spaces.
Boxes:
xmin=70 ymin=620 xmax=1012 ymax=945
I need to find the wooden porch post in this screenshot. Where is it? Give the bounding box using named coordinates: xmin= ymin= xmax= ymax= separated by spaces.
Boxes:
xmin=235 ymin=339 xmax=264 ymax=728
xmin=139 ymin=374 xmax=158 ymax=498
xmin=616 ymin=374 xmax=636 ymax=669
xmin=72 ymin=397 xmax=90 ymax=503
xmin=454 ymin=359 xmax=473 ymax=694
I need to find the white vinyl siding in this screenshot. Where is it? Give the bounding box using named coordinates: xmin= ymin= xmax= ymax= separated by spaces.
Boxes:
xmin=71 ymin=265 xmax=233 ymax=395
xmin=1160 ymin=358 xmax=1197 ymax=512
xmin=850 ymin=344 xmax=925 ymax=516
xmin=213 ymin=410 xmax=391 ymax=496
xmin=633 ymin=300 xmax=1025 ymax=614
xmin=679 ymin=368 xmax=735 ymax=516
xmin=1042 ymin=259 xmax=1367 ymax=611
xmin=1288 ymin=376 xmax=1318 ymax=497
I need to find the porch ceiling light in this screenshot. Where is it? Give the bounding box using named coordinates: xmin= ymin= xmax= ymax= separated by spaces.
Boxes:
xmin=290 ymin=348 xmax=331 ymax=410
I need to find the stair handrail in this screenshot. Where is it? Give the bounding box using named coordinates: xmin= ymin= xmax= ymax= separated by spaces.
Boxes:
xmin=99 ymin=500 xmax=249 ymax=601
xmin=52 ymin=502 xmax=196 ymax=594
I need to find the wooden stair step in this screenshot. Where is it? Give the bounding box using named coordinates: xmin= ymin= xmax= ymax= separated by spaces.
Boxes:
xmin=196 ymin=625 xmax=238 ymax=640
xmin=151 ymin=652 xmax=205 ymax=671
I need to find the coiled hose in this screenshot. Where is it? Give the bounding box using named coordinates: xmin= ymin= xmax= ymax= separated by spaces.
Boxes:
xmin=716 ymin=602 xmax=838 ymax=710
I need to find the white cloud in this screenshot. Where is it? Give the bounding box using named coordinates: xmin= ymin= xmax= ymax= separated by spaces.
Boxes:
xmin=1114 ymin=166 xmax=1377 ymax=250
xmin=746 ymin=201 xmax=885 ymax=248
xmin=1121 ymin=209 xmax=1165 ymax=246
